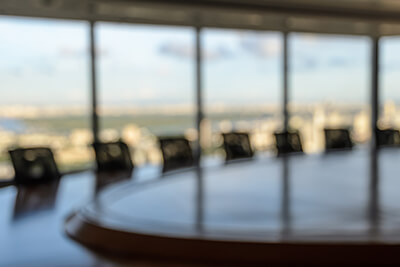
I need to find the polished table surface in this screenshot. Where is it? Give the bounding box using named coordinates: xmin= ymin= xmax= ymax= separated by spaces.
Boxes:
xmin=3 ymin=148 xmax=400 ymax=265
xmin=0 ymin=164 xmax=171 ymax=266
xmin=66 ymin=148 xmax=400 ymax=265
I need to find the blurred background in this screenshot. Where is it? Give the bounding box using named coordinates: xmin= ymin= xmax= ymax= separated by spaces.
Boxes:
xmin=1 ymin=16 xmax=400 ymax=179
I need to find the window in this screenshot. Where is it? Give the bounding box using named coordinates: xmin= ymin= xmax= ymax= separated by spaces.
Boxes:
xmin=0 ymin=17 xmax=92 ymax=179
xmin=379 ymin=37 xmax=400 ymax=130
xmin=289 ymin=33 xmax=370 ymax=153
xmin=203 ymin=29 xmax=282 ymax=157
xmin=97 ymin=23 xmax=195 ymax=166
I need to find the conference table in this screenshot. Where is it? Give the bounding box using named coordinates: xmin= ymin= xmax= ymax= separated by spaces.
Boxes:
xmin=2 ymin=147 xmax=400 ymax=265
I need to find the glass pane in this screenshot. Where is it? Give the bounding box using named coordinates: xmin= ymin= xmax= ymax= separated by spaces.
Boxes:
xmin=379 ymin=37 xmax=400 ymax=130
xmin=203 ymin=29 xmax=282 ymax=157
xmin=0 ymin=17 xmax=92 ymax=179
xmin=289 ymin=33 xmax=370 ymax=153
xmin=97 ymin=23 xmax=195 ymax=166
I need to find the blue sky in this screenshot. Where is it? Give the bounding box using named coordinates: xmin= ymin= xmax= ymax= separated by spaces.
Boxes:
xmin=0 ymin=16 xmax=400 ymax=108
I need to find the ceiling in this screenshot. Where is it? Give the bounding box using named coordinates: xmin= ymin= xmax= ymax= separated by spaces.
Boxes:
xmin=1 ymin=0 xmax=400 ymax=36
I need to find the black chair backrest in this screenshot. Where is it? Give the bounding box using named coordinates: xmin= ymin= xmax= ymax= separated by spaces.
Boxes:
xmin=274 ymin=131 xmax=303 ymax=156
xmin=159 ymin=137 xmax=194 ymax=173
xmin=92 ymin=141 xmax=134 ymax=172
xmin=324 ymin=128 xmax=353 ymax=151
xmin=8 ymin=147 xmax=60 ymax=185
xmin=377 ymin=129 xmax=400 ymax=147
xmin=222 ymin=132 xmax=254 ymax=161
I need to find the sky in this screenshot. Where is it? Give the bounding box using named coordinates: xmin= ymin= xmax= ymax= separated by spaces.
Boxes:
xmin=1 ymin=16 xmax=400 ymax=108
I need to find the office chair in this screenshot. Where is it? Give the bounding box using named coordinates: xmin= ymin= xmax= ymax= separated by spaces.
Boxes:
xmin=159 ymin=137 xmax=194 ymax=172
xmin=274 ymin=130 xmax=303 ymax=156
xmin=324 ymin=128 xmax=353 ymax=151
xmin=377 ymin=128 xmax=400 ymax=147
xmin=222 ymin=132 xmax=254 ymax=162
xmin=8 ymin=147 xmax=60 ymax=185
xmin=92 ymin=141 xmax=134 ymax=172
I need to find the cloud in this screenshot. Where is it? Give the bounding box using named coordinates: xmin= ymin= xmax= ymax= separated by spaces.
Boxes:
xmin=159 ymin=42 xmax=192 ymax=59
xmin=1 ymin=66 xmax=23 ymax=77
xmin=383 ymin=61 xmax=400 ymax=71
xmin=296 ymin=34 xmax=319 ymax=46
xmin=239 ymin=34 xmax=281 ymax=58
xmin=158 ymin=41 xmax=234 ymax=61
xmin=294 ymin=56 xmax=351 ymax=72
xmin=327 ymin=57 xmax=351 ymax=67
xmin=291 ymin=56 xmax=319 ymax=72
xmin=58 ymin=46 xmax=109 ymax=58
xmin=205 ymin=45 xmax=233 ymax=60
xmin=58 ymin=47 xmax=85 ymax=58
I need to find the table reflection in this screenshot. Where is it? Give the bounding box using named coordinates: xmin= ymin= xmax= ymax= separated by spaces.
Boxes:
xmin=94 ymin=170 xmax=133 ymax=195
xmin=187 ymin=148 xmax=384 ymax=236
xmin=13 ymin=181 xmax=59 ymax=221
xmin=368 ymin=146 xmax=380 ymax=236
xmin=66 ymin=146 xmax=398 ymax=242
xmin=281 ymin=156 xmax=291 ymax=237
xmin=195 ymin=166 xmax=204 ymax=232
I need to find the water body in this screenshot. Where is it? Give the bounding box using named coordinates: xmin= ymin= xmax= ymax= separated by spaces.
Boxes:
xmin=0 ymin=118 xmax=26 ymax=133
